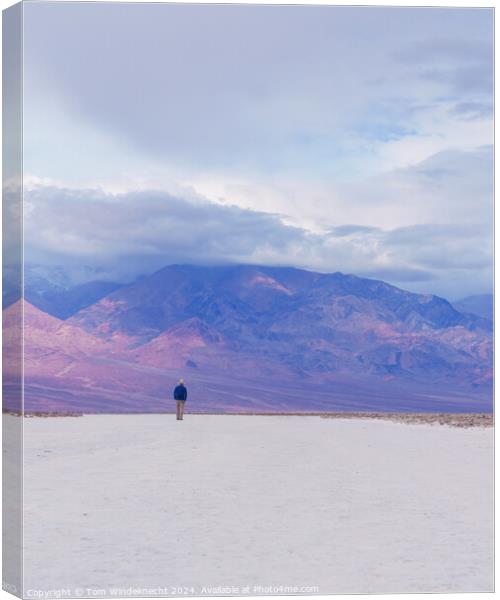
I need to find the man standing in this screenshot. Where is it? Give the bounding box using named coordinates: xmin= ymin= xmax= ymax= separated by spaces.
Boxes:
xmin=173 ymin=378 xmax=187 ymax=420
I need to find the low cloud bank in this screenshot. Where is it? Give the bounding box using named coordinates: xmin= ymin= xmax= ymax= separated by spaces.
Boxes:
xmin=24 ymin=177 xmax=492 ymax=300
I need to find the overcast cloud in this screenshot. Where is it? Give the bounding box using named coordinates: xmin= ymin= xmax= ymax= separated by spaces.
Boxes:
xmin=24 ymin=175 xmax=492 ymax=300
xmin=20 ymin=3 xmax=493 ymax=299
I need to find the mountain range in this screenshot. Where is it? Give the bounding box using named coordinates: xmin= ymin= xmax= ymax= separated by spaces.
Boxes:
xmin=3 ymin=264 xmax=493 ymax=413
xmin=452 ymin=294 xmax=493 ymax=322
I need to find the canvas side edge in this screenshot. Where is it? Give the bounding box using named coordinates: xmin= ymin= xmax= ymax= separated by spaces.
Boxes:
xmin=3 ymin=2 xmax=24 ymax=597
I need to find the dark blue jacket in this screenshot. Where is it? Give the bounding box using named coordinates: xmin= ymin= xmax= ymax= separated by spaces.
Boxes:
xmin=173 ymin=384 xmax=187 ymax=401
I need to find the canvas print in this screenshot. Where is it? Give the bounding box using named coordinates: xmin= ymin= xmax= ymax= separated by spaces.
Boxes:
xmin=2 ymin=2 xmax=494 ymax=598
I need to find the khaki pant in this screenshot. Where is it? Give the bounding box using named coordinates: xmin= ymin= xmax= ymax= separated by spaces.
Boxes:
xmin=176 ymin=400 xmax=186 ymax=420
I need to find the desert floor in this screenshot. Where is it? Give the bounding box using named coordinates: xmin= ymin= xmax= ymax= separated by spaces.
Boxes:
xmin=14 ymin=414 xmax=494 ymax=596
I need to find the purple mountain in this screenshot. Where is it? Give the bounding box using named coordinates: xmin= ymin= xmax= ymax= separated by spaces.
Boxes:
xmin=5 ymin=264 xmax=492 ymax=413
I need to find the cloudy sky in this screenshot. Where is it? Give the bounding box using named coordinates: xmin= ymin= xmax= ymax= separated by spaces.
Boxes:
xmin=21 ymin=3 xmax=493 ymax=299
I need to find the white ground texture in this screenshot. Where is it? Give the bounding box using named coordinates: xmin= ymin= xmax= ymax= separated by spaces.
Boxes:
xmin=18 ymin=415 xmax=493 ymax=596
